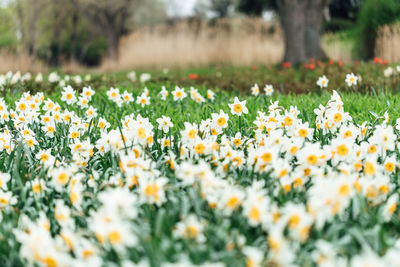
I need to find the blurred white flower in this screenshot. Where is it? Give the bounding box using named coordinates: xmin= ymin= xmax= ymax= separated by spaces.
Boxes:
xmin=48 ymin=72 xmax=60 ymax=83
xmin=127 ymin=71 xmax=136 ymax=82
xmin=140 ymin=73 xmax=151 ymax=83
xmin=384 ymin=67 xmax=394 ymax=77
xmin=73 ymin=75 xmax=82 ymax=84
xmin=35 ymin=73 xmax=43 ymax=83
xmin=251 ymin=84 xmax=260 ymax=96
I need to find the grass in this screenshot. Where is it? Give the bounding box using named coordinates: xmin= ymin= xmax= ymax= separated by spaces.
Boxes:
xmin=62 ymin=90 xmax=400 ymax=127
xmin=7 ymin=77 xmax=400 ymax=127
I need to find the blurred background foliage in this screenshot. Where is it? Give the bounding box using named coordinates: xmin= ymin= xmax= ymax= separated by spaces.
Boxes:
xmin=355 ymin=0 xmax=400 ymax=60
xmin=0 ymin=0 xmax=399 ymax=70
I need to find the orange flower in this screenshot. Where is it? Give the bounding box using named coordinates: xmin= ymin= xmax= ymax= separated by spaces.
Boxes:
xmin=304 ymin=63 xmax=315 ymax=70
xmin=282 ymin=61 xmax=291 ymax=68
xmin=188 ymin=74 xmax=198 ymax=80
xmin=374 ymin=57 xmax=383 ymax=64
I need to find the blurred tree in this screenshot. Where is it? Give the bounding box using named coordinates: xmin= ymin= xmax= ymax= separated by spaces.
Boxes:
xmin=132 ymin=0 xmax=167 ymax=26
xmin=14 ymin=0 xmax=46 ymax=56
xmin=70 ymin=0 xmax=142 ymax=60
xmin=277 ymin=0 xmax=330 ymax=64
xmin=194 ymin=0 xmax=210 ymax=19
xmin=209 ymin=0 xmax=235 ymax=18
xmin=10 ymin=0 xmax=107 ymax=66
xmin=236 ymin=0 xmax=330 ymax=64
xmin=322 ymin=0 xmax=364 ymax=32
xmin=2 ymin=0 xmax=167 ymax=65
xmin=39 ymin=0 xmax=106 ymax=65
xmin=0 ymin=6 xmax=18 ymax=48
xmin=356 ymin=0 xmax=400 ymax=60
xmin=329 ymin=0 xmax=364 ymax=21
xmin=237 ymin=0 xmax=274 ymax=16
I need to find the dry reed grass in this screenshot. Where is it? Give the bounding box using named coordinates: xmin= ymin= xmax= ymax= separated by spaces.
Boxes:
xmin=0 ymin=51 xmax=47 ymax=73
xmin=322 ymin=33 xmax=354 ymax=63
xmin=376 ymin=22 xmax=400 ymax=62
xmin=109 ymin=17 xmax=285 ymax=70
xmin=61 ymin=60 xmax=87 ymax=74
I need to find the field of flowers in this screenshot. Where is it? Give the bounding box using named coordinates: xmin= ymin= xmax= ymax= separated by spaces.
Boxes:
xmin=1 ymin=68 xmax=400 ymax=267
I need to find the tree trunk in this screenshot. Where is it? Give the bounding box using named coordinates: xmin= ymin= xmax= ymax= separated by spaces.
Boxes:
xmin=50 ymin=2 xmax=61 ymax=66
xmin=277 ymin=0 xmax=307 ymax=65
xmin=104 ymin=27 xmax=119 ymax=61
xmin=27 ymin=1 xmax=39 ymax=56
xmin=70 ymin=13 xmax=79 ymax=61
xmin=277 ymin=0 xmax=329 ymax=64
xmin=15 ymin=0 xmax=26 ymax=52
xmin=305 ymin=0 xmax=329 ymax=59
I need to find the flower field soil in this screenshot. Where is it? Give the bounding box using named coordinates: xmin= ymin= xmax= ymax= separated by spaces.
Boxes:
xmin=1 ymin=70 xmax=400 ymax=266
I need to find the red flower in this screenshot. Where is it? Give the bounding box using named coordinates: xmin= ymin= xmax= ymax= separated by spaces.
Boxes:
xmin=251 ymin=65 xmax=257 ymax=71
xmin=304 ymin=63 xmax=315 ymax=70
xmin=374 ymin=57 xmax=383 ymax=64
xmin=338 ymin=61 xmax=343 ymax=67
xmin=282 ymin=62 xmax=291 ymax=68
xmin=384 ymin=59 xmax=388 ymax=65
xmin=188 ymin=74 xmax=198 ymax=80
xmin=329 ymin=59 xmax=334 ymax=65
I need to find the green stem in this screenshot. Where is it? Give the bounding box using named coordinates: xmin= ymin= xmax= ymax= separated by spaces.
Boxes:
xmin=239 ymin=115 xmax=242 ymax=135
